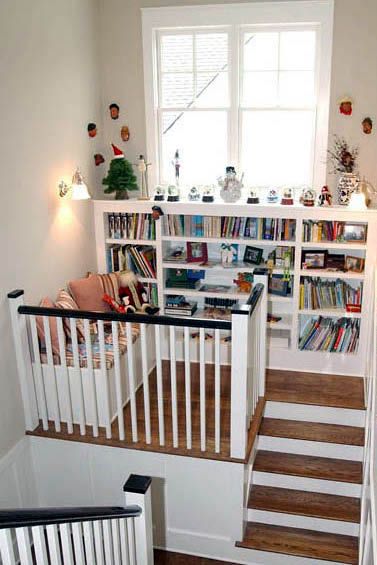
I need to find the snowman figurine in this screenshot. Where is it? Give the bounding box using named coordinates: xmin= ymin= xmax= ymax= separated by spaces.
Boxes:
xmin=318 ymin=185 xmax=332 ymax=207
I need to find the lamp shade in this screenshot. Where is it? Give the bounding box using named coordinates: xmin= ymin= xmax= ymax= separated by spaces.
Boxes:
xmin=71 ymin=168 xmax=91 ymax=200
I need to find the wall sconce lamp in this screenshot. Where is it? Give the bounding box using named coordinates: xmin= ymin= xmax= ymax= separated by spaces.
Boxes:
xmin=59 ymin=168 xmax=91 ymax=200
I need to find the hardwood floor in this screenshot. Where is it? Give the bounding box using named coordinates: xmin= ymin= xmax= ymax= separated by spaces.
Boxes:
xmin=266 ymin=369 xmax=365 ymax=409
xmin=154 ymin=550 xmax=237 ymax=564
xmin=28 ymin=361 xmax=262 ymax=463
xmin=260 ymin=417 xmax=365 ymax=445
xmin=236 ymin=523 xmax=358 ymax=564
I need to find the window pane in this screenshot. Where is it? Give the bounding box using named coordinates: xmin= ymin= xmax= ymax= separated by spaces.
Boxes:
xmin=196 ymin=72 xmax=229 ymax=107
xmin=279 ymin=31 xmax=316 ymax=70
xmin=161 ymin=34 xmax=193 ymax=72
xmin=243 ymin=32 xmax=279 ymax=71
xmin=161 ymin=111 xmax=228 ymax=185
xmin=279 ymin=71 xmax=315 ymax=107
xmin=161 ymin=73 xmax=193 ymax=107
xmin=242 ymin=71 xmax=278 ymax=107
xmin=241 ymin=110 xmax=314 ymax=186
xmin=196 ymin=33 xmax=228 ymax=71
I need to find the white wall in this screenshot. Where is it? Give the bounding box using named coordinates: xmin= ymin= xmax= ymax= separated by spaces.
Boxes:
xmin=0 ymin=0 xmax=102 ymax=458
xmin=97 ymin=0 xmax=377 ymax=194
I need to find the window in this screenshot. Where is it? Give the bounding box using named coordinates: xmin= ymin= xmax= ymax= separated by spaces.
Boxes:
xmin=143 ymin=2 xmax=333 ymax=191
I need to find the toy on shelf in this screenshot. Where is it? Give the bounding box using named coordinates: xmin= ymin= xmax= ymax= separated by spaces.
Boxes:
xmin=218 ymin=166 xmax=243 ymax=203
xmin=281 ymin=187 xmax=294 ymax=205
xmin=267 ymin=188 xmax=279 ymax=203
xmin=135 ymin=155 xmax=151 ymax=200
xmin=247 ymin=188 xmax=259 ymax=204
xmin=234 ymin=272 xmax=253 ymax=293
xmin=154 ymin=185 xmax=165 ymax=201
xmin=318 ymin=185 xmax=332 ymax=207
xmin=188 ymin=186 xmax=201 ymax=201
xmin=300 ymin=187 xmax=316 ymax=207
xmin=202 ymin=185 xmax=215 ymax=203
xmin=221 ymin=243 xmax=238 ymax=266
xmin=172 ymin=149 xmax=181 ymax=186
xmin=167 ymin=184 xmax=180 ymax=202
xmin=118 ymin=271 xmax=159 ymax=314
xmin=151 ymin=206 xmax=164 ymax=221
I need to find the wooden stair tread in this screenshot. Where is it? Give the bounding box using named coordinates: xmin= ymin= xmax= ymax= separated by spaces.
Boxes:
xmin=266 ymin=370 xmax=365 ymax=409
xmin=254 ymin=450 xmax=362 ymax=483
xmin=236 ymin=522 xmax=358 ymax=564
xmin=260 ymin=418 xmax=364 ymax=446
xmin=248 ymin=485 xmax=360 ymax=523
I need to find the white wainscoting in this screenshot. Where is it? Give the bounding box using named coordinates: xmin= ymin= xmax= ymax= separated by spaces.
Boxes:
xmin=0 ymin=437 xmax=38 ymax=509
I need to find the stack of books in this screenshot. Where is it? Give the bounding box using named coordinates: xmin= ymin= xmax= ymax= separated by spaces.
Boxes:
xmin=299 ymin=277 xmax=363 ymax=310
xmin=163 ymin=215 xmax=296 ymax=241
xmin=108 ymin=212 xmax=156 ymax=240
xmin=299 ymin=316 xmax=360 ymax=353
xmin=107 ymin=245 xmax=156 ymax=278
xmin=165 ymin=296 xmax=198 ymax=317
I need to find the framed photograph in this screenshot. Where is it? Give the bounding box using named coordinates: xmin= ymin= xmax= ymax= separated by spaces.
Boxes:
xmin=186 ymin=242 xmax=208 ymax=263
xmin=302 ymin=250 xmax=327 ymax=269
xmin=343 ymin=223 xmax=367 ymax=243
xmin=345 ymin=255 xmax=365 ymax=273
xmin=243 ymin=246 xmax=263 ymax=265
xmin=268 ymin=274 xmax=291 ymax=297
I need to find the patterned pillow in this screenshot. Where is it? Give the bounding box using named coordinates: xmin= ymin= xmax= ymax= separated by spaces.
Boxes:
xmin=97 ymin=273 xmax=120 ymax=300
xmin=55 ymin=289 xmax=85 ymax=341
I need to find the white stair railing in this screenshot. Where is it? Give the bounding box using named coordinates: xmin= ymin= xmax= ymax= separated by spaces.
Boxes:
xmin=0 ymin=473 xmax=154 ymax=565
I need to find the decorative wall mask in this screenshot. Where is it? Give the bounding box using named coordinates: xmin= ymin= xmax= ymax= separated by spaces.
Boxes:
xmin=87 ymin=123 xmax=97 ymax=137
xmin=94 ymin=153 xmax=105 ymax=166
xmin=121 ymin=126 xmax=130 ymax=142
xmin=362 ymin=117 xmax=373 ymax=134
xmin=109 ymin=103 xmax=120 ymax=120
xmin=338 ymin=96 xmax=353 ymax=116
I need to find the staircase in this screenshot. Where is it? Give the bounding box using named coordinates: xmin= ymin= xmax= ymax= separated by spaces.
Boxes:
xmin=236 ymin=369 xmax=365 ymax=564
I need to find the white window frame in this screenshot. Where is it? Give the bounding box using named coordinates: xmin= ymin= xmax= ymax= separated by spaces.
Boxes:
xmin=142 ymin=0 xmax=334 ymax=190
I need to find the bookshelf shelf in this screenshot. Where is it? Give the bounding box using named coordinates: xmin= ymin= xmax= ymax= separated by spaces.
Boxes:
xmin=94 ymin=200 xmax=376 ymax=376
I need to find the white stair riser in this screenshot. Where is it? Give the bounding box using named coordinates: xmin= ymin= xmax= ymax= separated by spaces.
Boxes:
xmin=253 ymin=471 xmax=362 ymax=497
xmin=265 ymin=401 xmax=365 ymax=427
xmin=257 ymin=436 xmax=363 ymax=461
xmin=247 ymin=509 xmax=359 ymax=537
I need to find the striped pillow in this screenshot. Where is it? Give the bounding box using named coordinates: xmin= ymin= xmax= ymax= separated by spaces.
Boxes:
xmin=97 ymin=273 xmax=120 ymax=300
xmin=55 ymin=289 xmax=85 ymax=341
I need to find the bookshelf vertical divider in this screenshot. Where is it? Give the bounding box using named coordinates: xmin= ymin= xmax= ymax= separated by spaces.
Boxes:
xmin=94 ymin=200 xmax=377 ymax=376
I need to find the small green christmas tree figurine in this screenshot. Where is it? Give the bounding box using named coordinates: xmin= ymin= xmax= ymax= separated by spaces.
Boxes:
xmin=102 ymin=144 xmax=138 ymax=199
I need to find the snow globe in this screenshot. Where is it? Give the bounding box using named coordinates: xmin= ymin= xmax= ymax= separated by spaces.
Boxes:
xmin=154 ymin=185 xmax=165 ymax=201
xmin=267 ymin=188 xmax=279 ymax=203
xmin=247 ymin=188 xmax=259 ymax=204
xmin=167 ymin=184 xmax=180 ymax=202
xmin=202 ymin=185 xmax=215 ymax=203
xmin=188 ymin=186 xmax=201 ymax=201
xmin=281 ymin=187 xmax=294 ymax=205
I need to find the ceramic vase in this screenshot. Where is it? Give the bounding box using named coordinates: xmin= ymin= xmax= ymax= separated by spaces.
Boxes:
xmin=337 ymin=173 xmax=359 ymax=206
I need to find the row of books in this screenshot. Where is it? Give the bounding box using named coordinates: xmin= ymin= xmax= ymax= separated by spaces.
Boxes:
xmin=299 ymin=316 xmax=360 ymax=353
xmin=302 ymin=221 xmax=366 ymax=243
xmin=163 ymin=215 xmax=296 ymax=241
xmin=144 ymin=283 xmax=159 ymax=307
xmin=108 ymin=213 xmax=156 ymax=240
xmin=107 ymin=245 xmax=156 ymax=278
xmin=299 ymin=278 xmax=363 ymax=311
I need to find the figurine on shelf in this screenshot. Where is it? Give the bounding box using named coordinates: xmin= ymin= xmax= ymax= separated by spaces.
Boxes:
xmin=118 ymin=271 xmax=159 ymax=315
xmin=151 ymin=206 xmax=164 ymax=221
xmin=267 ymin=188 xmax=279 ymax=203
xmin=318 ymin=185 xmax=333 ymax=207
xmin=218 ymin=166 xmax=243 ymax=203
xmin=234 ymin=273 xmax=253 ymax=294
xmin=300 ymin=187 xmax=316 ymax=207
xmin=202 ymin=185 xmax=214 ymax=203
xmin=135 ymin=155 xmax=151 ymax=200
xmin=281 ymin=187 xmax=294 ymax=205
xmin=247 ymin=188 xmax=259 ymax=204
xmin=167 ymin=184 xmax=180 ymax=202
xmin=154 ymin=185 xmax=165 ymax=201
xmin=221 ymin=243 xmax=238 ymax=265
xmin=172 ymin=149 xmax=181 ymax=186
xmin=188 ymin=186 xmax=201 ymax=201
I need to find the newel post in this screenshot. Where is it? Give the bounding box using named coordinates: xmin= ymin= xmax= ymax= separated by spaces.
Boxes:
xmin=253 ymin=274 xmax=268 ymax=397
xmin=8 ymin=290 xmax=39 ymax=430
xmin=230 ymin=309 xmax=249 ymax=460
xmin=124 ymin=474 xmax=154 ymax=564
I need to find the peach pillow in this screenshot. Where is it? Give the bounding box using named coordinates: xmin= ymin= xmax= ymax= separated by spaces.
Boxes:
xmin=68 ymin=274 xmax=112 ymax=312
xmin=36 ymin=297 xmax=60 ymax=355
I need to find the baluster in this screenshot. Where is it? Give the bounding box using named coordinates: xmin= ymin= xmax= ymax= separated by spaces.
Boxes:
xmin=0 ymin=529 xmax=16 ymax=564
xmin=103 ymin=519 xmax=114 ymax=564
xmin=56 ymin=318 xmax=73 ymax=434
xmin=70 ymin=318 xmax=86 ymax=435
xmin=112 ymin=321 xmax=125 ymax=441
xmin=72 ymin=522 xmax=85 ymax=564
xmin=140 ymin=324 xmax=151 ymax=444
xmin=31 ymin=525 xmax=48 ymax=564
xmin=154 ymin=325 xmax=165 ymax=446
xmin=127 ymin=519 xmax=137 ymax=565
xmin=199 ymin=328 xmax=206 ymax=452
xmin=98 ymin=320 xmax=112 ymax=439
xmin=16 ymin=527 xmax=33 ymax=564
xmin=119 ymin=518 xmax=130 ymax=564
xmin=93 ymin=521 xmax=105 ymax=565
xmin=60 ymin=523 xmax=74 ymax=565
xmin=214 ymin=329 xmax=221 ymax=453
xmin=84 ymin=319 xmax=99 ymax=437
xmin=126 ymin=322 xmax=138 ymax=442
xmin=83 ymin=522 xmax=96 ymax=564
xmin=184 ymin=327 xmax=192 ymax=450
xmin=170 ymin=325 xmax=178 ymax=448
xmin=43 ymin=316 xmax=61 ymax=432
xmin=46 ymin=524 xmax=62 ymax=565
xmin=30 ymin=315 xmax=48 ymax=430
xmin=111 ymin=519 xmax=121 ymax=564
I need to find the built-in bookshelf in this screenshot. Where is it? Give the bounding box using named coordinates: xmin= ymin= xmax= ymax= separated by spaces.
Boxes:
xmin=94 ymin=200 xmax=377 ymax=375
